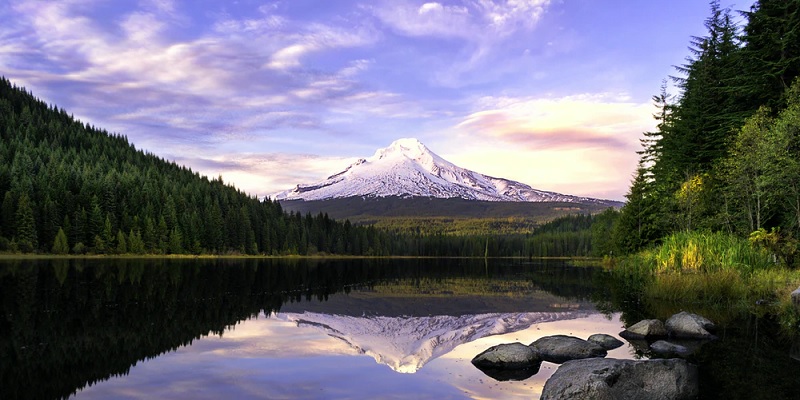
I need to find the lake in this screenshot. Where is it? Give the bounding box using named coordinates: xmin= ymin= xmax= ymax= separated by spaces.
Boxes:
xmin=1 ymin=258 xmax=798 ymax=399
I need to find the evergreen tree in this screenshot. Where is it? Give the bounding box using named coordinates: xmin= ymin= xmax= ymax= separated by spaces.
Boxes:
xmin=51 ymin=227 xmax=69 ymax=254
xmin=15 ymin=193 xmax=36 ymax=252
xmin=116 ymin=229 xmax=128 ymax=254
xmin=737 ymin=0 xmax=800 ymax=111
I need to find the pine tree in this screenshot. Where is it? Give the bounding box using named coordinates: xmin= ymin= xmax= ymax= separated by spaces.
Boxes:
xmin=51 ymin=227 xmax=69 ymax=254
xmin=116 ymin=229 xmax=127 ymax=254
xmin=15 ymin=192 xmax=36 ymax=252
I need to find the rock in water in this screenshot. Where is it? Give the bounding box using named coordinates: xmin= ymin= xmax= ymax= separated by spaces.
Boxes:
xmin=541 ymin=358 xmax=699 ymax=400
xmin=529 ymin=335 xmax=607 ymax=364
xmin=666 ymin=312 xmax=716 ymax=339
xmin=471 ymin=342 xmax=540 ymax=369
xmin=588 ymin=333 xmax=625 ymax=350
xmin=620 ymin=319 xmax=668 ymax=339
xmin=650 ymin=340 xmax=692 ymax=357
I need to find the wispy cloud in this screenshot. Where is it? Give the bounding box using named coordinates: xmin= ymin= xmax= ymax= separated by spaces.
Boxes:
xmin=369 ymin=0 xmax=552 ymax=86
xmin=457 ymin=93 xmax=653 ymax=151
xmin=0 ymin=0 xmax=420 ymax=156
xmin=373 ymin=0 xmax=550 ymax=40
xmin=441 ymin=92 xmax=654 ymax=200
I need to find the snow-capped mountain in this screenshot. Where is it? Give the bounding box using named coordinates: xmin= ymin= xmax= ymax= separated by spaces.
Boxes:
xmin=273 ymin=138 xmax=606 ymax=203
xmin=276 ymin=310 xmax=592 ymax=373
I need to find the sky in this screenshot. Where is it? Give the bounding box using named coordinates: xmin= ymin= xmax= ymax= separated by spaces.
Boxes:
xmin=0 ymin=0 xmax=755 ymax=201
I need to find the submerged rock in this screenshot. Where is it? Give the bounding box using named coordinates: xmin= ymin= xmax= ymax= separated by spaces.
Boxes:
xmin=666 ymin=311 xmax=716 ymax=339
xmin=620 ymin=319 xmax=668 ymax=339
xmin=650 ymin=340 xmax=692 ymax=357
xmin=529 ymin=335 xmax=607 ymax=364
xmin=541 ymin=358 xmax=699 ymax=400
xmin=471 ymin=342 xmax=540 ymax=370
xmin=588 ymin=333 xmax=624 ymax=350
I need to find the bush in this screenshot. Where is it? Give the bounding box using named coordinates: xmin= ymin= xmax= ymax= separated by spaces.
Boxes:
xmin=72 ymin=242 xmax=86 ymax=254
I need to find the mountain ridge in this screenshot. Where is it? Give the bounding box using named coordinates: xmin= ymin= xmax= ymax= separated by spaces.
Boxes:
xmin=273 ymin=138 xmax=616 ymax=205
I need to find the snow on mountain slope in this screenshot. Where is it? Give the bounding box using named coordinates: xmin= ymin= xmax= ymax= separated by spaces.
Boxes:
xmin=272 ymin=138 xmax=604 ymax=203
xmin=277 ymin=310 xmax=593 ymax=373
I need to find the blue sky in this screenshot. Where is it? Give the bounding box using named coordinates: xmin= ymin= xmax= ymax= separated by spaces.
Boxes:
xmin=1 ymin=0 xmax=754 ymax=200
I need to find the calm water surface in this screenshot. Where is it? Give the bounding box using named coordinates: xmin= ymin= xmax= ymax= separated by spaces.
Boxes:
xmin=1 ymin=258 xmax=798 ymax=399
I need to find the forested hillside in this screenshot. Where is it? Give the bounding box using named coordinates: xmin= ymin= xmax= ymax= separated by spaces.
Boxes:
xmin=613 ymin=0 xmax=800 ymax=260
xmin=0 ymin=77 xmax=388 ymax=255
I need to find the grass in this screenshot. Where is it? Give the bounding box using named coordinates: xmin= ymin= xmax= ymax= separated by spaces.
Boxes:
xmin=613 ymin=231 xmax=800 ymax=329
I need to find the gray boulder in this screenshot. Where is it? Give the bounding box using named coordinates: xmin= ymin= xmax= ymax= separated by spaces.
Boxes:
xmin=588 ymin=334 xmax=624 ymax=350
xmin=541 ymin=358 xmax=699 ymax=400
xmin=471 ymin=342 xmax=540 ymax=369
xmin=792 ymin=287 xmax=800 ymax=310
xmin=529 ymin=335 xmax=607 ymax=364
xmin=666 ymin=311 xmax=716 ymax=339
xmin=620 ymin=319 xmax=668 ymax=339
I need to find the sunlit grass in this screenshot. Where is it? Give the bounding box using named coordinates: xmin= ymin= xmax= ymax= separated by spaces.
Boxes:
xmin=613 ymin=231 xmax=800 ymax=329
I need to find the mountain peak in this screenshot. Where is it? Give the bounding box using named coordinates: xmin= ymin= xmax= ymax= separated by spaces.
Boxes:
xmin=374 ymin=138 xmax=430 ymax=161
xmin=272 ymin=138 xmax=610 ymax=204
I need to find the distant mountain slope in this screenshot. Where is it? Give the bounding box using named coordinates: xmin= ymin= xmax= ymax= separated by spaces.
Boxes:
xmin=280 ymin=196 xmax=619 ymax=224
xmin=273 ymin=138 xmax=616 ymax=204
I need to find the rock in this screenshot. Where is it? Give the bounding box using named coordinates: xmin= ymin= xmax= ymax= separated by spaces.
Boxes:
xmin=619 ymin=319 xmax=668 ymax=339
xmin=792 ymin=287 xmax=800 ymax=309
xmin=529 ymin=335 xmax=607 ymax=364
xmin=588 ymin=334 xmax=624 ymax=350
xmin=650 ymin=340 xmax=691 ymax=357
xmin=625 ymin=338 xmax=652 ymax=355
xmin=471 ymin=342 xmax=540 ymax=370
xmin=541 ymin=358 xmax=699 ymax=400
xmin=666 ymin=311 xmax=716 ymax=339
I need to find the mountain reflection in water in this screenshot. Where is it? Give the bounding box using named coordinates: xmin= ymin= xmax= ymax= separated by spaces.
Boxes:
xmin=2 ymin=257 xmax=798 ymax=400
xmin=278 ymin=311 xmax=593 ymax=373
xmin=0 ymin=258 xmax=601 ymax=400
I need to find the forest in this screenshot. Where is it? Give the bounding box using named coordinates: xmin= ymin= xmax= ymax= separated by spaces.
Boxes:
xmin=609 ymin=0 xmax=800 ymax=261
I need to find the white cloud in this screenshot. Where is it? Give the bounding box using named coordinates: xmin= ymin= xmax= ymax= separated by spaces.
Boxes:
xmin=169 ymin=152 xmax=360 ymax=197
xmin=374 ymin=0 xmax=550 ymax=40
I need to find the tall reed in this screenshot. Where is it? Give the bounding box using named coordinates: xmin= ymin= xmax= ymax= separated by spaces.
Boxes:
xmin=613 ymin=231 xmax=800 ymax=324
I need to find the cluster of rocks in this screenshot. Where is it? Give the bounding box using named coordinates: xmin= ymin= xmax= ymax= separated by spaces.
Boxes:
xmin=620 ymin=311 xmax=716 ymax=357
xmin=471 ymin=311 xmax=715 ymax=399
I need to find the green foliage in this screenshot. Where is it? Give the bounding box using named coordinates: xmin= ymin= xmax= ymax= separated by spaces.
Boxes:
xmin=590 ymin=208 xmax=619 ymax=256
xmin=612 ymin=231 xmax=800 ymax=316
xmin=616 ymin=0 xmax=800 ymax=254
xmin=628 ymin=231 xmax=774 ymax=275
xmin=116 ymin=230 xmax=127 ymax=254
xmin=14 ymin=193 xmax=36 ymax=252
xmin=51 ymin=227 xmax=69 ymax=254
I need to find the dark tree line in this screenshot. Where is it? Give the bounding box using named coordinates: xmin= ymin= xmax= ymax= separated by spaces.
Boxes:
xmin=613 ymin=0 xmax=800 ymax=259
